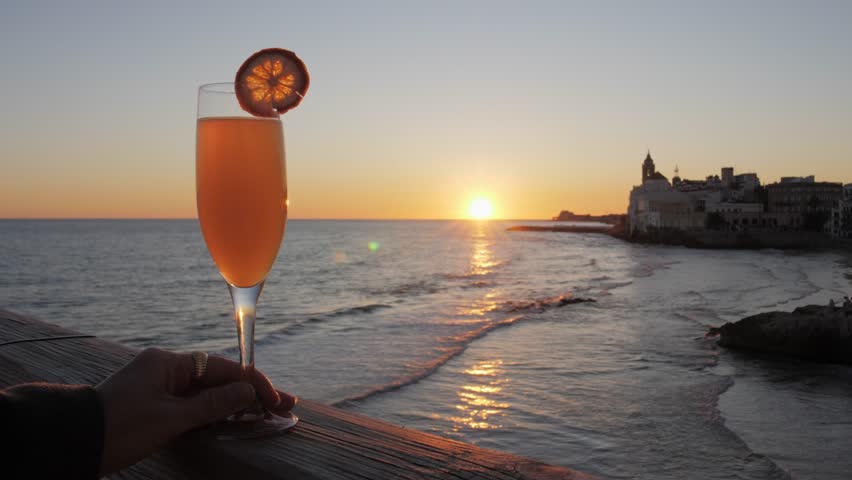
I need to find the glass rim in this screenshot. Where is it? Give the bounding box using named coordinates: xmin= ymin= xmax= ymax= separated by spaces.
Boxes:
xmin=199 ymin=82 xmax=235 ymax=94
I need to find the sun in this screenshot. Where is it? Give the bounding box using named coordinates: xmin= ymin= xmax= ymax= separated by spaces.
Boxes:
xmin=468 ymin=198 xmax=494 ymax=219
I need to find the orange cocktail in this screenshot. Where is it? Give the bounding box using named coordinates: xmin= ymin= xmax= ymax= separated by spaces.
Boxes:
xmin=196 ymin=116 xmax=287 ymax=288
xmin=195 ymin=48 xmax=309 ymax=438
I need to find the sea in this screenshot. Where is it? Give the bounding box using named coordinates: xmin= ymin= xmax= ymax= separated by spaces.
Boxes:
xmin=1 ymin=219 xmax=851 ymax=479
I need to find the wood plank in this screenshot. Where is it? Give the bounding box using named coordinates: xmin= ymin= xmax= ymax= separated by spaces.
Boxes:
xmin=0 ymin=309 xmax=597 ymax=480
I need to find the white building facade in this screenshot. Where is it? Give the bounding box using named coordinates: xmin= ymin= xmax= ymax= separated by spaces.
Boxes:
xmin=628 ymin=152 xmax=705 ymax=234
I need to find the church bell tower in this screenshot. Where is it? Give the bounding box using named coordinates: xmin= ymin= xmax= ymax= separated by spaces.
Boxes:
xmin=642 ymin=150 xmax=655 ymax=183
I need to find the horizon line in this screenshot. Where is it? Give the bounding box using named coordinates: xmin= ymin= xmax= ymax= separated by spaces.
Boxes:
xmin=0 ymin=217 xmax=554 ymax=222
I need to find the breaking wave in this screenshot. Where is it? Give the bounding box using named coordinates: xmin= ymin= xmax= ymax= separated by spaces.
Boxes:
xmin=501 ymin=292 xmax=596 ymax=313
xmin=334 ymin=315 xmax=526 ymax=406
xmin=334 ymin=292 xmax=596 ymax=406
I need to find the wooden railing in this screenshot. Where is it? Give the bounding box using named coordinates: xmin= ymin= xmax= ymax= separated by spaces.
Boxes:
xmin=0 ymin=309 xmax=596 ymax=479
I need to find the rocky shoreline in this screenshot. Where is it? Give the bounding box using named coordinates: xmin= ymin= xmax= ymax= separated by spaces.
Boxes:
xmin=707 ymin=305 xmax=852 ymax=364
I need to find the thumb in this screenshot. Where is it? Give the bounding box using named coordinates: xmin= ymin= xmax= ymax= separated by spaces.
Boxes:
xmin=181 ymin=382 xmax=256 ymax=430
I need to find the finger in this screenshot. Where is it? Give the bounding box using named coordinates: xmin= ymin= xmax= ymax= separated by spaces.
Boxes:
xmin=205 ymin=356 xmax=280 ymax=409
xmin=174 ymin=353 xmax=281 ymax=408
xmin=179 ymin=382 xmax=256 ymax=431
xmin=271 ymin=389 xmax=298 ymax=413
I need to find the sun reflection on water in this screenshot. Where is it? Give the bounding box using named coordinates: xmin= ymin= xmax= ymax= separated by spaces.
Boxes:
xmin=457 ymin=225 xmax=502 ymax=318
xmin=470 ymin=241 xmax=500 ymax=276
xmin=458 ymin=294 xmax=500 ymax=317
xmin=436 ymin=223 xmax=512 ymax=432
xmin=446 ymin=359 xmax=510 ymax=431
xmin=468 ymin=222 xmax=501 ymax=276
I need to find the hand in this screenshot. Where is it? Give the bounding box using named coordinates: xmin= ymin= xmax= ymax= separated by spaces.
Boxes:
xmin=95 ymin=347 xmax=296 ymax=476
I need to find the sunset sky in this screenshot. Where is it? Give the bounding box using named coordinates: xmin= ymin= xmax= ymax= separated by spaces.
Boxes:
xmin=1 ymin=1 xmax=850 ymax=219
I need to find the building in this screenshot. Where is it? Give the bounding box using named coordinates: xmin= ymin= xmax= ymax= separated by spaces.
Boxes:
xmin=670 ymin=165 xmax=762 ymax=227
xmin=628 ymin=152 xmax=705 ymax=234
xmin=672 ymin=166 xmax=758 ymax=198
xmin=642 ymin=150 xmax=668 ymax=183
xmin=780 ymin=176 xmax=815 ymax=184
xmin=705 ymin=201 xmax=765 ymax=230
xmin=721 ymin=167 xmax=734 ymax=188
xmin=730 ymin=172 xmax=760 ymax=202
xmin=766 ymin=177 xmax=843 ymax=230
xmin=735 ymin=173 xmax=760 ymax=190
xmin=829 ymin=184 xmax=852 ymax=238
xmin=627 ymin=152 xmax=847 ymax=235
xmin=674 ymin=178 xmax=715 ymax=192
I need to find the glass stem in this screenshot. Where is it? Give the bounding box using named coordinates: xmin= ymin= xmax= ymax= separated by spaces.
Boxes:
xmin=227 ymin=281 xmax=264 ymax=383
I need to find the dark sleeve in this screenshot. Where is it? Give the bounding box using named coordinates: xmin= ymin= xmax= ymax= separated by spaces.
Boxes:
xmin=0 ymin=383 xmax=104 ymax=479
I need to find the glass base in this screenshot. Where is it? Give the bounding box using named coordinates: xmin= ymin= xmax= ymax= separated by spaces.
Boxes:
xmin=208 ymin=410 xmax=299 ymax=440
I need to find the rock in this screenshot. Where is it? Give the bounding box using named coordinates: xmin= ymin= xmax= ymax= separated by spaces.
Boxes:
xmin=708 ymin=305 xmax=852 ymax=364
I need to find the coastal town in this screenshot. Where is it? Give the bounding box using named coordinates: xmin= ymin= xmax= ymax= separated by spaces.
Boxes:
xmin=549 ymin=151 xmax=852 ymax=248
xmin=627 ymin=151 xmax=852 ymax=238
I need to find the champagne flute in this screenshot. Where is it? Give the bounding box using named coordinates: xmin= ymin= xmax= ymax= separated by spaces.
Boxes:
xmin=196 ymin=82 xmax=296 ymax=438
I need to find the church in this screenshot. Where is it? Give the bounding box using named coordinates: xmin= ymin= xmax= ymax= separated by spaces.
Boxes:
xmin=642 ymin=150 xmax=670 ymax=184
xmin=627 ymin=152 xmax=705 ymax=234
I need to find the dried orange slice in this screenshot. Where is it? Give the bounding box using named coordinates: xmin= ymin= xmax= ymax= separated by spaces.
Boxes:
xmin=235 ymin=48 xmax=310 ymax=117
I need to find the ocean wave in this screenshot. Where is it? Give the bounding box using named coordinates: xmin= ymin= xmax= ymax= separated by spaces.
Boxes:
xmin=441 ymin=258 xmax=510 ymax=280
xmin=501 ymin=292 xmax=596 ymax=314
xmin=214 ymin=303 xmax=392 ymax=355
xmin=672 ymin=309 xmax=727 ymax=329
xmin=333 ymin=315 xmax=526 ymax=407
xmin=631 ymin=260 xmax=680 ymax=278
xmin=365 ymin=280 xmax=443 ymax=297
xmin=749 ymin=262 xmax=782 ymax=282
xmin=441 ymin=270 xmax=498 ymax=280
xmin=711 ymin=376 xmax=794 ymax=479
xmin=334 ymin=292 xmax=596 ymax=406
xmin=599 ymin=280 xmax=633 ymax=291
xmin=322 ymin=303 xmax=392 ymax=317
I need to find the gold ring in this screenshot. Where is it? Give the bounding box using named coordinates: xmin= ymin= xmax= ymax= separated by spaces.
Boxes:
xmin=191 ymin=351 xmax=209 ymax=380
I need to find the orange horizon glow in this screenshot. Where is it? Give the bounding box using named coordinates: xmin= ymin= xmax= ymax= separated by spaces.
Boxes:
xmin=7 ymin=148 xmax=845 ymax=221
xmin=0 ymin=175 xmax=633 ymax=220
xmin=5 ymin=160 xmax=852 ymax=220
